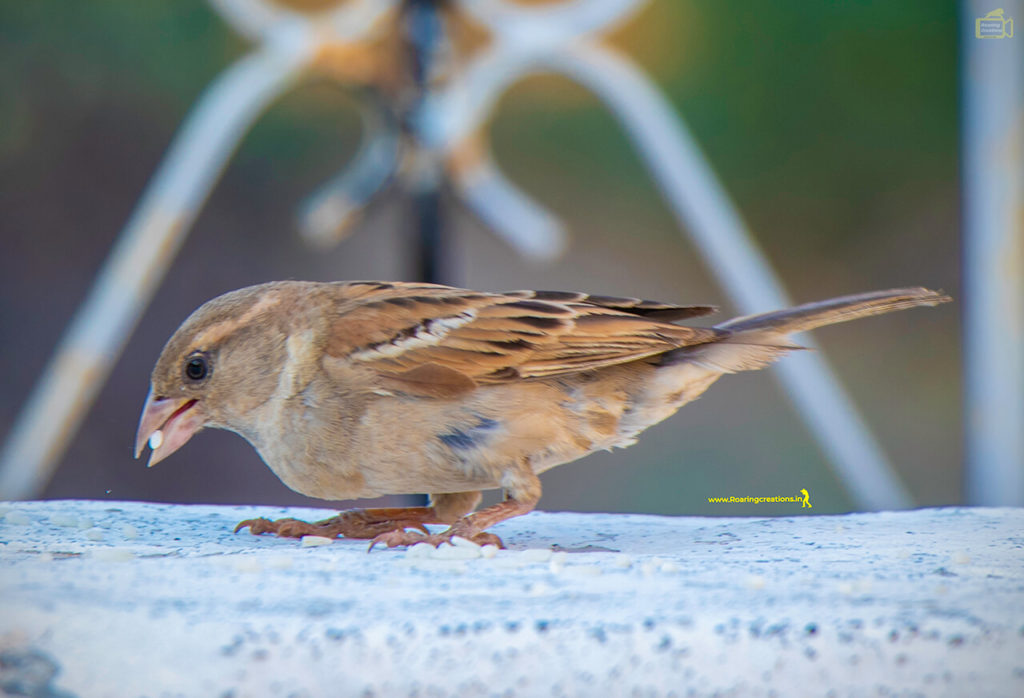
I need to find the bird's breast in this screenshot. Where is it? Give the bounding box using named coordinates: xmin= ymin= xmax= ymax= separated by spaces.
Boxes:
xmin=238 ymin=358 xmax=716 ymax=501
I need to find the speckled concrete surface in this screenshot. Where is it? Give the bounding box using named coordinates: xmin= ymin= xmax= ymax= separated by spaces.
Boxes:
xmin=0 ymin=501 xmax=1022 ymax=697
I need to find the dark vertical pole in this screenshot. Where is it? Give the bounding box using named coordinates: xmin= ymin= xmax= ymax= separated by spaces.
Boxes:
xmin=413 ymin=183 xmax=442 ymax=283
xmin=404 ymin=0 xmax=447 ymax=286
xmin=403 ymin=0 xmax=446 ymax=507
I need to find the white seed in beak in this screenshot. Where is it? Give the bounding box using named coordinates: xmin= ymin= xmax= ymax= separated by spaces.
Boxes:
xmin=148 ymin=430 xmax=164 ymax=451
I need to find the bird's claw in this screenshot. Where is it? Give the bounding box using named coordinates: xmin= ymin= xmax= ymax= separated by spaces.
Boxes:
xmin=367 ymin=526 xmax=504 ymax=552
xmin=234 ymin=517 xmax=274 ymax=535
xmin=233 ymin=516 xmax=330 ymax=538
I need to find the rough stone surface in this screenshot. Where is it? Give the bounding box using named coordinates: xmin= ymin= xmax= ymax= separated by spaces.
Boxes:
xmin=1 ymin=500 xmax=1022 ymax=697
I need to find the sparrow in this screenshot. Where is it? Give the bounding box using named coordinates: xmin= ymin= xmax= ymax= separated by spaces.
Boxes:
xmin=135 ymin=281 xmax=949 ymax=548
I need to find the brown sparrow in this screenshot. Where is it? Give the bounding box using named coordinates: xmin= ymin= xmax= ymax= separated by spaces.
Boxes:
xmin=135 ymin=282 xmax=949 ymax=548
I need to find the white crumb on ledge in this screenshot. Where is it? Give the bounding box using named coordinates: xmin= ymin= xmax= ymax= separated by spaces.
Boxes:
xmin=49 ymin=513 xmax=79 ymax=527
xmin=3 ymin=510 xmax=31 ymax=525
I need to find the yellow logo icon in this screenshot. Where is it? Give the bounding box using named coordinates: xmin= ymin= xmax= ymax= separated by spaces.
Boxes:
xmin=976 ymin=9 xmax=1015 ymax=38
xmin=800 ymin=488 xmax=812 ymax=508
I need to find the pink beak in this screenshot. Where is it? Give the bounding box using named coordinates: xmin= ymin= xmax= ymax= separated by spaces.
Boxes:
xmin=134 ymin=390 xmax=205 ymax=467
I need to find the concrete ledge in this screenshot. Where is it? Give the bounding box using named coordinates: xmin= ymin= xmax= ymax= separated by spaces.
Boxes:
xmin=1 ymin=501 xmax=1022 ymax=697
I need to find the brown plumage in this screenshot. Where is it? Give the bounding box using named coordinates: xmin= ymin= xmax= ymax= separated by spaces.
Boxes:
xmin=134 ymin=281 xmax=950 ymax=548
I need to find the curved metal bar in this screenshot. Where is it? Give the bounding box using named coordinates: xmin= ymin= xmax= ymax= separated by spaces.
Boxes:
xmin=324 ymin=0 xmax=401 ymax=42
xmin=454 ymin=0 xmax=646 ymax=43
xmin=450 ymin=132 xmax=568 ymax=261
xmin=0 ymin=41 xmax=312 ymax=499
xmin=298 ymin=95 xmax=400 ymax=247
xmin=209 ymin=0 xmax=398 ymax=43
xmin=208 ymin=0 xmax=299 ymax=42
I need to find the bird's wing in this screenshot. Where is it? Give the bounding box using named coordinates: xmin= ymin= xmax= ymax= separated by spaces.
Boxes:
xmin=324 ymin=281 xmax=721 ymax=397
xmin=502 ymin=289 xmax=717 ymax=322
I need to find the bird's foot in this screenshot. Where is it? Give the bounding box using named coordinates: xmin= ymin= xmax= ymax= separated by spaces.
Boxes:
xmin=367 ymin=497 xmax=538 ymax=550
xmin=233 ymin=517 xmax=330 ymax=538
xmin=368 ymin=522 xmax=504 ymax=551
xmin=234 ymin=508 xmax=434 ymax=540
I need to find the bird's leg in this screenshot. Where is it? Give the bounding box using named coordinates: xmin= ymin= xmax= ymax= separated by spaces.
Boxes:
xmin=234 ymin=507 xmax=441 ymax=539
xmin=370 ymin=471 xmax=540 ymax=550
xmin=234 ymin=491 xmax=485 ymax=540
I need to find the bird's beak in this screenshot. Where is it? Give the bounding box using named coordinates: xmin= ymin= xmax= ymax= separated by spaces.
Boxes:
xmin=134 ymin=390 xmax=205 ymax=467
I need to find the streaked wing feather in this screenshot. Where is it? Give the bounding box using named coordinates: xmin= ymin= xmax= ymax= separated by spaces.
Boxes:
xmin=509 ymin=290 xmax=717 ymax=321
xmin=326 ymin=282 xmax=720 ymax=396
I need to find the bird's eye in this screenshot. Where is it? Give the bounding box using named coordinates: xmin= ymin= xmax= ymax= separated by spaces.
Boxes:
xmin=184 ymin=356 xmax=209 ymax=382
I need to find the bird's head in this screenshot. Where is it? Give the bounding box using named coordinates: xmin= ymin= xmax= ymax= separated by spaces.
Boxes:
xmin=134 ymin=283 xmax=298 ymax=467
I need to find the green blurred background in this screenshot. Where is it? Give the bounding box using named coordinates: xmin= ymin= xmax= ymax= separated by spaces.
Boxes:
xmin=0 ymin=1 xmax=959 ymax=516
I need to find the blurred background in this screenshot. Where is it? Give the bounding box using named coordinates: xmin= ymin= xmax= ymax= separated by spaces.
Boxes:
xmin=0 ymin=0 xmax=960 ymax=517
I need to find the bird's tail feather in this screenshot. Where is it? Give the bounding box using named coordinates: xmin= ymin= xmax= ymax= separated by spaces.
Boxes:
xmin=660 ymin=288 xmax=950 ymax=374
xmin=715 ymin=287 xmax=951 ymax=335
